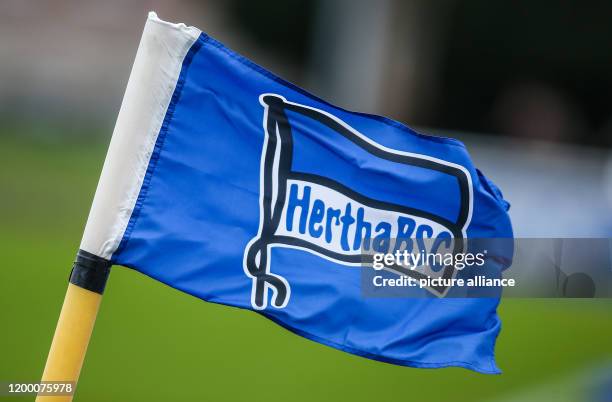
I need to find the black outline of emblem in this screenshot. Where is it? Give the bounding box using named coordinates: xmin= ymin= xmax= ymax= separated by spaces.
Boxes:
xmin=244 ymin=94 xmax=473 ymax=310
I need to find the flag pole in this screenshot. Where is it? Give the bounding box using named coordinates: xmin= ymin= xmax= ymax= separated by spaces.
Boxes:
xmin=35 ymin=12 xmax=199 ymax=400
xmin=36 ymin=251 xmax=111 ymax=402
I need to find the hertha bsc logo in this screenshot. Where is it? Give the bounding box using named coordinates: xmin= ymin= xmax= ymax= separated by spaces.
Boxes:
xmin=244 ymin=94 xmax=473 ymax=310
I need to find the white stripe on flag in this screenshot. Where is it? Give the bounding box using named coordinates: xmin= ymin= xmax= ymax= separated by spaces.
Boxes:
xmin=80 ymin=12 xmax=201 ymax=259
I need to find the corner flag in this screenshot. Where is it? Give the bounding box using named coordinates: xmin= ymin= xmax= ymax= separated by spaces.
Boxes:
xmin=47 ymin=12 xmax=514 ymax=385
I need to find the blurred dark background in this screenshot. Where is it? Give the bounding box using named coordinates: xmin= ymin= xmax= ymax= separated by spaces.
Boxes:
xmin=3 ymin=0 xmax=612 ymax=146
xmin=234 ymin=0 xmax=612 ymax=148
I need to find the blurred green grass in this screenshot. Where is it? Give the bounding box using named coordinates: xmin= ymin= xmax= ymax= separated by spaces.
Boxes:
xmin=0 ymin=134 xmax=610 ymax=401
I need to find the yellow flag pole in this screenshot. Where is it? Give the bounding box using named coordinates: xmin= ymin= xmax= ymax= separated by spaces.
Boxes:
xmin=35 ymin=12 xmax=198 ymax=400
xmin=36 ymin=251 xmax=111 ymax=402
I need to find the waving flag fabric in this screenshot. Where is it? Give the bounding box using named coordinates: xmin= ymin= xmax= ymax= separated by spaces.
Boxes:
xmin=80 ymin=12 xmax=513 ymax=374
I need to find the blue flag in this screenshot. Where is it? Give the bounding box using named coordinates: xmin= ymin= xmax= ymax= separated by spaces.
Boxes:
xmin=80 ymin=13 xmax=512 ymax=374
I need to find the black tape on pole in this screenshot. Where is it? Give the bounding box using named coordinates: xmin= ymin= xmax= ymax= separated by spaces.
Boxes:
xmin=69 ymin=249 xmax=112 ymax=294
